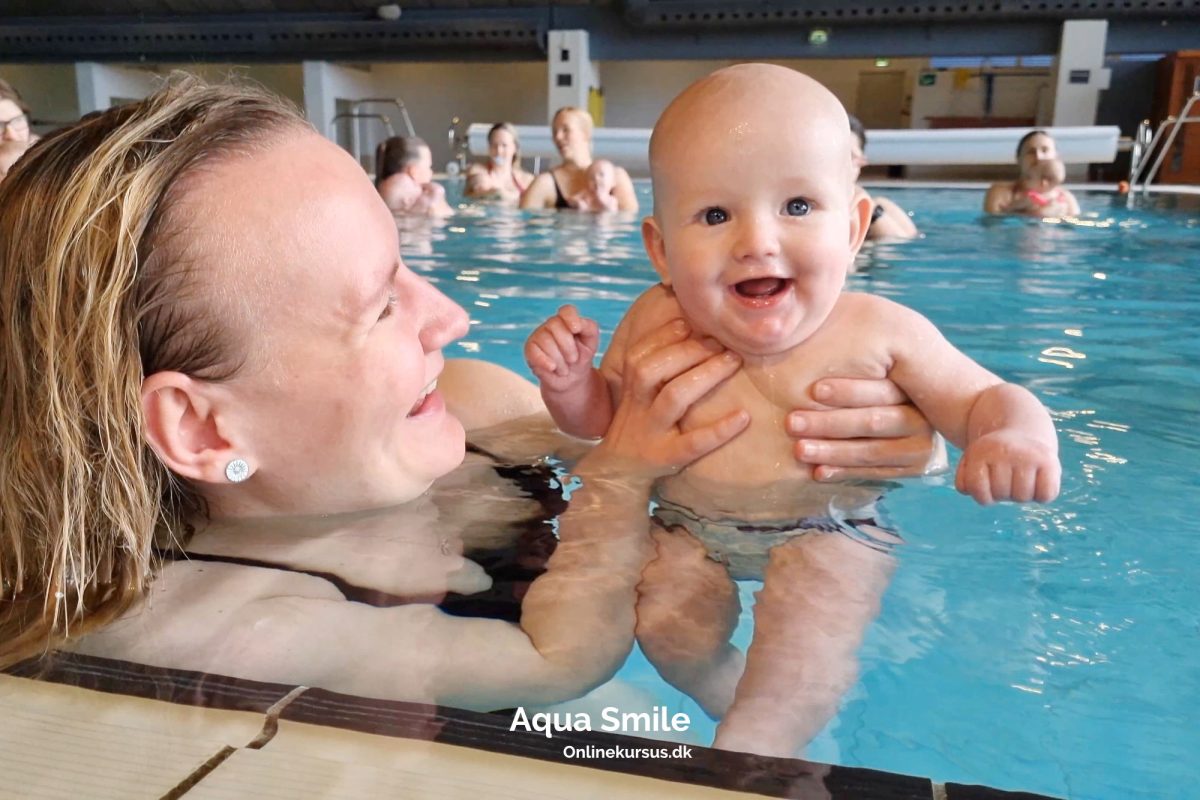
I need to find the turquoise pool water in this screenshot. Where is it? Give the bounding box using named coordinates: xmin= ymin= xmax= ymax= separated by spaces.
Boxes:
xmin=414 ymin=183 xmax=1199 ymax=799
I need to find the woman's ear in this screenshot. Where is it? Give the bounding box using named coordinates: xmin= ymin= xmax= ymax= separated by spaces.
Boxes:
xmin=641 ymin=215 xmax=671 ymax=286
xmin=141 ymin=372 xmax=251 ymax=485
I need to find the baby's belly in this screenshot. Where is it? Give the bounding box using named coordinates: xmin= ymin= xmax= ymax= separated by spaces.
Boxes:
xmin=656 ymin=409 xmax=881 ymax=521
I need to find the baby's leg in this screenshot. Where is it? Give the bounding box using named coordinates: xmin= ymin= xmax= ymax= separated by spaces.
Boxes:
xmin=635 ymin=524 xmax=745 ymax=719
xmin=714 ymin=532 xmax=896 ymax=758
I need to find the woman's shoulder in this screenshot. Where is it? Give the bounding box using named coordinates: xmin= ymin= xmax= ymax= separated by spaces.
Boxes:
xmin=983 ymin=180 xmax=1017 ymax=213
xmin=440 ymin=358 xmax=546 ymax=432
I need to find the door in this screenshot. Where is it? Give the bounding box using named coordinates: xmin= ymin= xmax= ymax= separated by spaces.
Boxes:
xmin=855 ymin=71 xmax=908 ymax=130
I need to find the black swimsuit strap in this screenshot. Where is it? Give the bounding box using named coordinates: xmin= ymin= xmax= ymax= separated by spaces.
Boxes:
xmin=550 ymin=169 xmax=571 ymax=209
xmin=159 ymin=447 xmax=566 ymax=623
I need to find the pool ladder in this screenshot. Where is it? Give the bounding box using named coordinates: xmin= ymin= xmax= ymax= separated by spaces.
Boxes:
xmin=1127 ymin=76 xmax=1200 ymax=205
xmin=328 ymin=97 xmax=417 ymax=170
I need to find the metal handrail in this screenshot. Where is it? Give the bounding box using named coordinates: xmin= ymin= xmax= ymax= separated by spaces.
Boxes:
xmin=328 ymin=112 xmax=394 ymax=167
xmin=1128 ymin=78 xmax=1200 ymax=202
xmin=351 ymin=98 xmax=415 ymax=138
xmin=447 ymin=115 xmax=468 ymax=174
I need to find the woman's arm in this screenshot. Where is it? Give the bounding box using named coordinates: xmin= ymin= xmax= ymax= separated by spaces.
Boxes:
xmin=868 ymin=196 xmax=918 ymax=239
xmin=613 ymin=166 xmax=639 ymax=213
xmin=434 ymin=320 xmax=749 ymax=708
xmin=983 ymin=182 xmax=1016 ymax=214
xmin=519 ymin=171 xmax=557 ymax=209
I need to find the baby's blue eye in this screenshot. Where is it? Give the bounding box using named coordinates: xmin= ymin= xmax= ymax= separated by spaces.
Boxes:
xmin=704 ymin=208 xmax=728 ymax=225
xmin=785 ymin=198 xmax=811 ymax=217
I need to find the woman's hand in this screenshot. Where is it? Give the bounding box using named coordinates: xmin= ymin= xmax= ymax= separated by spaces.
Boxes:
xmin=585 ymin=319 xmax=749 ymax=483
xmin=787 ymin=378 xmax=946 ymax=482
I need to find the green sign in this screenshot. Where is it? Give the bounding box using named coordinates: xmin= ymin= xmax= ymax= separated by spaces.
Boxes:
xmin=919 ymin=72 xmax=937 ymax=86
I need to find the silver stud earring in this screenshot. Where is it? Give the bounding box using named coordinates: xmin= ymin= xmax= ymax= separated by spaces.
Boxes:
xmin=225 ymin=458 xmax=250 ymax=483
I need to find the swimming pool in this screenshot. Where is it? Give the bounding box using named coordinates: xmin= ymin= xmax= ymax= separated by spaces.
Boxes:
xmin=416 ymin=182 xmax=1200 ymax=799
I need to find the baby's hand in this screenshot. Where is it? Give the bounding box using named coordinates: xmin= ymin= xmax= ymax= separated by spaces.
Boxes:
xmin=524 ymin=304 xmax=601 ymax=393
xmin=955 ymin=430 xmax=1061 ymax=505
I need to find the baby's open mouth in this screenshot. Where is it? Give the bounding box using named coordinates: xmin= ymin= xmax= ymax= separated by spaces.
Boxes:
xmin=732 ymin=277 xmax=792 ymax=301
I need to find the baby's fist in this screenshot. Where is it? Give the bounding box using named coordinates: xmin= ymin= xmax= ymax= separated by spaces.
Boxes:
xmin=955 ymin=430 xmax=1060 ymax=505
xmin=524 ymin=304 xmax=601 ymax=392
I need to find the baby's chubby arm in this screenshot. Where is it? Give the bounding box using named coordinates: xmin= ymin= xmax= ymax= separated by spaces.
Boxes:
xmin=524 ymin=304 xmax=612 ymax=439
xmin=872 ymin=296 xmax=1061 ymax=505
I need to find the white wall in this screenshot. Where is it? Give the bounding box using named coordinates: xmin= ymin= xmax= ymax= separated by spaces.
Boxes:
xmin=75 ymin=63 xmax=161 ymax=115
xmin=599 ymin=58 xmax=925 ymax=130
xmin=0 ymin=64 xmax=81 ymax=133
xmin=910 ymin=68 xmax=1053 ymax=130
xmin=5 ymin=55 xmax=1110 ymax=182
xmin=368 ymin=61 xmax=547 ymax=171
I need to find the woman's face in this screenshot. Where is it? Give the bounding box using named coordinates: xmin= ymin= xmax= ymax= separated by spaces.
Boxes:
xmin=189 ymin=132 xmax=469 ymax=515
xmin=1018 ymin=133 xmax=1057 ymax=178
xmin=0 ymin=99 xmax=30 ymax=143
xmin=488 ymin=128 xmax=516 ymax=167
xmin=552 ymin=111 xmax=591 ymax=163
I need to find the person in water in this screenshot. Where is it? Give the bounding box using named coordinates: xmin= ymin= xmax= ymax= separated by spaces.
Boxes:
xmin=567 ymin=158 xmax=621 ymax=213
xmin=0 ymin=75 xmax=943 ymax=714
xmin=519 ymin=106 xmax=638 ymax=213
xmin=848 ymin=114 xmax=918 ymax=242
xmin=376 ymin=135 xmax=454 ymax=217
xmin=526 ymin=64 xmax=1061 ymax=757
xmin=984 ymin=130 xmax=1080 ymax=217
xmin=1003 ymin=156 xmax=1076 ymax=218
xmin=464 ymin=122 xmax=533 ymax=202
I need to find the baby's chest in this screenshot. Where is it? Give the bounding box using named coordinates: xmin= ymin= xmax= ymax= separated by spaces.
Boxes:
xmin=672 ymin=347 xmax=890 ymax=483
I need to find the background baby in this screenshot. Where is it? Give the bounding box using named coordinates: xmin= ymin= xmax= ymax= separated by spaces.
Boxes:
xmin=569 ymin=158 xmax=620 ymax=212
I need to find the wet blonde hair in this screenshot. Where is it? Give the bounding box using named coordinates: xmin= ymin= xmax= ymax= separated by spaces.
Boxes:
xmin=0 ymin=74 xmax=307 ymax=668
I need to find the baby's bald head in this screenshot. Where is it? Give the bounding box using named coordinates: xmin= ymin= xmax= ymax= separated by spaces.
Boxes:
xmin=649 ymin=64 xmax=856 ymax=214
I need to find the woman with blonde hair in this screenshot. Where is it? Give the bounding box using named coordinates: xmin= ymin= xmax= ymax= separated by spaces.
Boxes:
xmin=464 ymin=121 xmax=533 ymax=201
xmin=0 ymin=76 xmax=940 ymax=708
xmin=520 ymin=106 xmax=638 ymax=212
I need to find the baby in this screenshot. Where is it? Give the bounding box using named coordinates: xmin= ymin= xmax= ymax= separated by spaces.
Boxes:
xmin=525 ymin=64 xmax=1060 ymax=757
xmin=0 ymin=139 xmax=29 ymax=181
xmin=1012 ymin=156 xmax=1075 ymax=217
xmin=569 ymin=158 xmax=620 ymax=212
xmin=376 ymin=136 xmax=453 ymax=217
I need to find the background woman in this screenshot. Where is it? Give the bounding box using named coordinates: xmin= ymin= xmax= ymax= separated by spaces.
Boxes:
xmin=849 ymin=115 xmax=918 ymax=241
xmin=0 ymin=78 xmax=34 ymax=144
xmin=465 ymin=122 xmax=533 ymax=202
xmin=983 ymin=129 xmax=1080 ymax=216
xmin=520 ymin=106 xmax=638 ymax=213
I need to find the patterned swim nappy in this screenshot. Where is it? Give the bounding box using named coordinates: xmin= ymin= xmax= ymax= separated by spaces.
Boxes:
xmin=650 ymin=495 xmax=903 ymax=581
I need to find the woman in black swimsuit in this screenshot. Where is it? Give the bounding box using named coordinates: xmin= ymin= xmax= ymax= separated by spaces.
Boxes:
xmin=519 ymin=106 xmax=639 ymax=212
xmin=848 ymin=114 xmax=918 ymax=243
